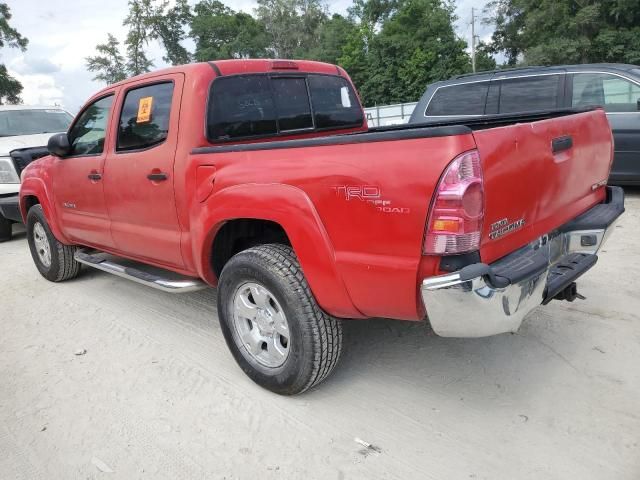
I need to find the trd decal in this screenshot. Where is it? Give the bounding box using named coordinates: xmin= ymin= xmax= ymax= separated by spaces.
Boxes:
xmin=489 ymin=217 xmax=525 ymax=240
xmin=332 ymin=185 xmax=410 ymax=214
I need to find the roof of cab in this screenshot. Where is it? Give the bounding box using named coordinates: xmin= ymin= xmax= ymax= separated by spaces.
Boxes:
xmin=92 ymin=59 xmax=344 ymax=98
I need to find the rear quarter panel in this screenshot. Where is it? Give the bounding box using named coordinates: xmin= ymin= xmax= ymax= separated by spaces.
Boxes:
xmin=192 ymin=133 xmax=477 ymax=320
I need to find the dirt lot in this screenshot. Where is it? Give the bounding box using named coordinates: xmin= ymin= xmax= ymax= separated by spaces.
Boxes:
xmin=1 ymin=190 xmax=639 ymax=480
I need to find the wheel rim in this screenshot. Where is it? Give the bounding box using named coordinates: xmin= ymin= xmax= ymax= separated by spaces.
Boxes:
xmin=32 ymin=222 xmax=52 ymax=268
xmin=231 ymin=282 xmax=290 ymax=368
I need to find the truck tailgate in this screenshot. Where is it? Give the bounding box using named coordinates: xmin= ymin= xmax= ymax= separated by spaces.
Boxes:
xmin=474 ymin=109 xmax=614 ymax=263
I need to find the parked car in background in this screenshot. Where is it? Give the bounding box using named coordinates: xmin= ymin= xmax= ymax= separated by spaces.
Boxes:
xmin=410 ymin=63 xmax=640 ymax=185
xmin=0 ymin=105 xmax=73 ymax=241
xmin=20 ymin=60 xmax=623 ymax=395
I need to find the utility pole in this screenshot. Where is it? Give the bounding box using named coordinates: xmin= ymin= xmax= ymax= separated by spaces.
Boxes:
xmin=471 ymin=7 xmax=477 ymax=73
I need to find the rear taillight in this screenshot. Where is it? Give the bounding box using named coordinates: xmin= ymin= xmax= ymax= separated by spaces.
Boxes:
xmin=423 ymin=150 xmax=484 ymax=255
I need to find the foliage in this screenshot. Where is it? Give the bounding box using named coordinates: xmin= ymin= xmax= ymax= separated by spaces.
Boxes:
xmin=84 ymin=0 xmax=486 ymax=106
xmin=255 ymin=0 xmax=328 ymax=58
xmin=0 ymin=3 xmax=27 ymax=104
xmin=149 ymin=0 xmax=192 ymax=65
xmin=191 ymin=1 xmax=270 ymax=61
xmin=86 ymin=34 xmax=128 ymax=84
xmin=485 ymin=0 xmax=640 ymax=66
xmin=342 ymin=0 xmax=475 ymax=105
xmin=123 ymin=0 xmax=154 ymax=75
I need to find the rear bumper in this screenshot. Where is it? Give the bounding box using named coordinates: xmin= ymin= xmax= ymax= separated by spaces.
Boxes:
xmin=0 ymin=193 xmax=21 ymax=223
xmin=421 ymin=186 xmax=625 ymax=337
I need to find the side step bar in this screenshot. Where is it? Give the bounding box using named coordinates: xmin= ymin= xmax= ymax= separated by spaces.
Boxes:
xmin=74 ymin=250 xmax=208 ymax=293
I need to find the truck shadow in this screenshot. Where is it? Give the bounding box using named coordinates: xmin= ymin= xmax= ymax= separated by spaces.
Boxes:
xmin=319 ymin=309 xmax=599 ymax=408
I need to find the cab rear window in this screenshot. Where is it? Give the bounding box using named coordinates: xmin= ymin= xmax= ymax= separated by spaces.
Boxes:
xmin=207 ymin=74 xmax=363 ymax=141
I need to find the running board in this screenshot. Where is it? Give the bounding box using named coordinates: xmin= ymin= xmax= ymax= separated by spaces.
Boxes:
xmin=74 ymin=250 xmax=208 ymax=293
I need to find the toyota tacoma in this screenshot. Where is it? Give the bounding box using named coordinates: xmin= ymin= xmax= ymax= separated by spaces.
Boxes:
xmin=19 ymin=60 xmax=625 ymax=394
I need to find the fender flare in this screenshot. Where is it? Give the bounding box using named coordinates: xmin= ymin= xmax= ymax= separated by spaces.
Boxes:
xmin=191 ymin=183 xmax=364 ymax=319
xmin=19 ymin=177 xmax=71 ymax=244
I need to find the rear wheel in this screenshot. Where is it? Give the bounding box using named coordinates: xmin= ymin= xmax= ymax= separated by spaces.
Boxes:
xmin=217 ymin=244 xmax=343 ymax=395
xmin=26 ymin=205 xmax=81 ymax=282
xmin=0 ymin=214 xmax=11 ymax=242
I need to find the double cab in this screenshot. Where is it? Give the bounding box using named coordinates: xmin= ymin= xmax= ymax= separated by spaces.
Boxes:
xmin=19 ymin=60 xmax=624 ymax=394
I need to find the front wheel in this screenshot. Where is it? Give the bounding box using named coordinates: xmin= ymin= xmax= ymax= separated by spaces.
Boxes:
xmin=26 ymin=205 xmax=81 ymax=282
xmin=217 ymin=244 xmax=343 ymax=395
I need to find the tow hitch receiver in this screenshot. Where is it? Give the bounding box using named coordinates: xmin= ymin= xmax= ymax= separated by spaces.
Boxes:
xmin=551 ymin=282 xmax=586 ymax=303
xmin=542 ymin=253 xmax=597 ymax=304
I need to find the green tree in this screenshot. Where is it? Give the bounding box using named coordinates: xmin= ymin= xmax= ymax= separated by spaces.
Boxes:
xmin=123 ymin=0 xmax=154 ymax=75
xmin=475 ymin=41 xmax=497 ymax=72
xmin=255 ymin=0 xmax=328 ymax=58
xmin=486 ymin=0 xmax=640 ymax=66
xmin=304 ymin=13 xmax=357 ymax=64
xmin=191 ymin=0 xmax=270 ymax=60
xmin=342 ymin=0 xmax=473 ymax=106
xmin=0 ymin=3 xmax=28 ymax=104
xmin=149 ymin=0 xmax=192 ymax=65
xmin=86 ymin=34 xmax=128 ymax=84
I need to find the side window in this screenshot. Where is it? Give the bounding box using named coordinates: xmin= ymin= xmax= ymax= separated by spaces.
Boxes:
xmin=117 ymin=82 xmax=174 ymax=151
xmin=425 ymin=82 xmax=489 ymax=116
xmin=308 ymin=75 xmax=363 ymax=128
xmin=271 ymin=77 xmax=313 ymax=131
xmin=68 ymin=95 xmax=113 ymax=156
xmin=498 ymin=75 xmax=562 ymax=113
xmin=208 ymin=76 xmax=277 ymax=140
xmin=572 ymin=73 xmax=640 ymax=112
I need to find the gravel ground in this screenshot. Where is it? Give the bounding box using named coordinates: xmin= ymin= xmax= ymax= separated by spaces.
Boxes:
xmin=1 ymin=189 xmax=639 ymax=480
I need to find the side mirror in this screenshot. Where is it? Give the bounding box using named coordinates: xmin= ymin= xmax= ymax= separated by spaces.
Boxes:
xmin=48 ymin=133 xmax=71 ymax=157
xmin=637 ymin=99 xmax=640 ymax=111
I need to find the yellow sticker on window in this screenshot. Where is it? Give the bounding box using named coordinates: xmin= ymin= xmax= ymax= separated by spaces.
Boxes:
xmin=137 ymin=96 xmax=153 ymax=123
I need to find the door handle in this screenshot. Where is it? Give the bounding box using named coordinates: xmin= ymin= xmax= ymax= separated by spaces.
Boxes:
xmin=552 ymin=136 xmax=573 ymax=154
xmin=87 ymin=172 xmax=102 ymax=181
xmin=147 ymin=172 xmax=168 ymax=182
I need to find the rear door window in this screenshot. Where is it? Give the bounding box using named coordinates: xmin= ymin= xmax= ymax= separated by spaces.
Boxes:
xmin=207 ymin=74 xmax=362 ymax=141
xmin=117 ymin=82 xmax=174 ymax=151
xmin=497 ymin=75 xmax=562 ymax=113
xmin=425 ymin=82 xmax=489 ymax=116
xmin=572 ymin=72 xmax=640 ymax=112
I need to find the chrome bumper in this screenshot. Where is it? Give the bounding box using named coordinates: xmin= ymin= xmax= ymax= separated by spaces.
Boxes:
xmin=421 ymin=188 xmax=624 ymax=338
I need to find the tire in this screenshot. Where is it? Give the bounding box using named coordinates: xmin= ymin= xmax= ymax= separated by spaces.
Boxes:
xmin=26 ymin=205 xmax=81 ymax=282
xmin=217 ymin=244 xmax=343 ymax=395
xmin=0 ymin=214 xmax=11 ymax=242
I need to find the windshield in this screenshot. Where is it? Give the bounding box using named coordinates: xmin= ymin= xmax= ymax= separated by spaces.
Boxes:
xmin=0 ymin=109 xmax=73 ymax=137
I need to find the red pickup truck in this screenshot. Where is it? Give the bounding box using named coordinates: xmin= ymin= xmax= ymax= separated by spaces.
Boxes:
xmin=20 ymin=59 xmax=624 ymax=394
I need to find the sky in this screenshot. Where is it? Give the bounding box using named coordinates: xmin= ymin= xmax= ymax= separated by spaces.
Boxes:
xmin=2 ymin=0 xmax=492 ymax=112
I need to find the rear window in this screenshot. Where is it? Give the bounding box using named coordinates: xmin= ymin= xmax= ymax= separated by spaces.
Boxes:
xmin=271 ymin=77 xmax=313 ymax=131
xmin=425 ymin=82 xmax=489 ymax=116
xmin=308 ymin=75 xmax=362 ymax=128
xmin=207 ymin=74 xmax=363 ymax=141
xmin=497 ymin=75 xmax=562 ymax=114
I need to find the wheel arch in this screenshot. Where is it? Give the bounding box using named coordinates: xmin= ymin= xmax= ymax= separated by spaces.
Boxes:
xmin=192 ymin=183 xmax=363 ymax=319
xmin=20 ymin=177 xmax=70 ymax=244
